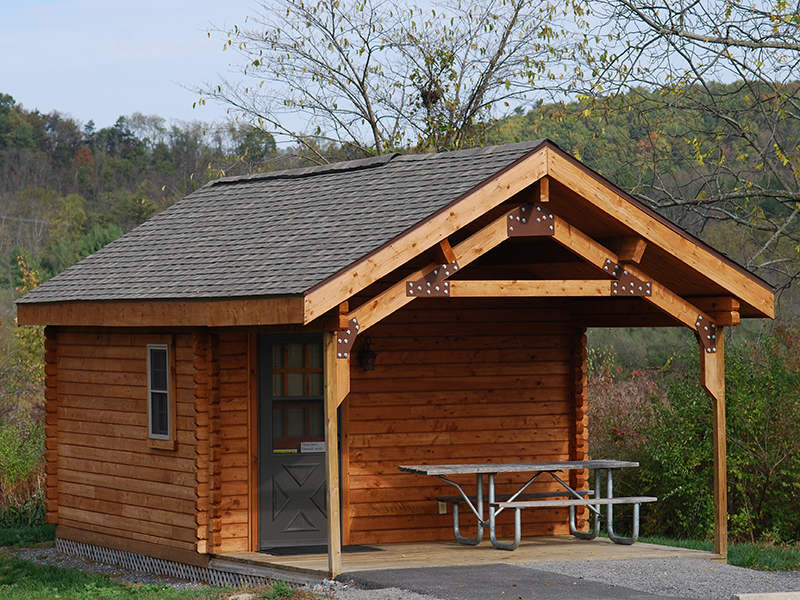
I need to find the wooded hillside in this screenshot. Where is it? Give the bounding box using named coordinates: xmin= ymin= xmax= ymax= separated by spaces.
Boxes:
xmin=0 ymin=93 xmax=298 ymax=313
xmin=3 ymin=84 xmax=799 ymax=317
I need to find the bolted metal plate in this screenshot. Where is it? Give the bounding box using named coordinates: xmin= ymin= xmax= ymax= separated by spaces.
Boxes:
xmin=606 ymin=260 xmax=652 ymax=297
xmin=336 ymin=317 xmax=360 ymax=359
xmin=507 ymin=203 xmax=555 ymax=237
xmin=407 ymin=261 xmax=459 ymax=297
xmin=695 ymin=315 xmax=718 ymax=353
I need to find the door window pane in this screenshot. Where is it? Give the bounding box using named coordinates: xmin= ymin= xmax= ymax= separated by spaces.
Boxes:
xmin=270 ymin=340 xmax=325 ymax=452
xmin=287 ymin=373 xmax=304 ymax=396
xmin=271 ymin=342 xmax=324 ymax=398
xmin=309 ymin=372 xmax=323 ymax=397
xmin=271 ymin=344 xmax=284 ymax=369
xmin=273 ymin=407 xmax=284 ymax=438
xmin=287 ymin=406 xmax=305 ymax=437
xmin=286 ymin=343 xmax=304 ymax=369
xmin=308 ymin=343 xmax=323 ymax=369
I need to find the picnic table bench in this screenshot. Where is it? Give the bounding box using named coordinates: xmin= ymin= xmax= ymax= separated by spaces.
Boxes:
xmin=399 ymin=460 xmax=657 ymax=550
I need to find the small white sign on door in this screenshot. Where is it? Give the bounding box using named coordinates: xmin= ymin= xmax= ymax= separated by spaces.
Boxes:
xmin=301 ymin=441 xmax=326 ymax=453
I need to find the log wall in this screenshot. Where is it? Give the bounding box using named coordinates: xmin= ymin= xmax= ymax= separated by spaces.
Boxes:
xmin=54 ymin=329 xmax=198 ymax=557
xmin=50 ymin=298 xmax=586 ymax=553
xmin=344 ymin=298 xmax=585 ymax=544
xmin=216 ymin=332 xmax=252 ymax=552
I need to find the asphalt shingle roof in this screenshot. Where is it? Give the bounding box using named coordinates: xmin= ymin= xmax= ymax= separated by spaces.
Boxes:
xmin=19 ymin=141 xmax=545 ymax=304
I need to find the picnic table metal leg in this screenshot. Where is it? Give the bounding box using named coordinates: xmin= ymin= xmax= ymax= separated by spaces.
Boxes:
xmin=605 ymin=469 xmax=641 ymax=545
xmin=570 ymin=468 xmax=601 ymax=540
xmin=438 ymin=474 xmax=484 ymax=545
xmin=488 ymin=474 xmax=521 ymax=550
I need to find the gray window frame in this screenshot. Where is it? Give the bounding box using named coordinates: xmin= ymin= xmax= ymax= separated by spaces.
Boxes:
xmin=147 ymin=344 xmax=171 ymax=441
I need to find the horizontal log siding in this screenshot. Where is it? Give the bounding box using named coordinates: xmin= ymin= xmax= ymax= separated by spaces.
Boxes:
xmin=217 ymin=333 xmax=251 ymax=552
xmin=44 ymin=327 xmax=58 ymax=523
xmin=55 ymin=330 xmax=197 ymax=553
xmin=346 ymin=298 xmax=581 ymax=544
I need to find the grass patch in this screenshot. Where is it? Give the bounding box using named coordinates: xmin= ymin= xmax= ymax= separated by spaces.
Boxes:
xmin=639 ymin=536 xmax=800 ymax=571
xmin=0 ymin=553 xmax=225 ymax=600
xmin=728 ymin=543 xmax=800 ymax=572
xmin=0 ymin=524 xmax=54 ymax=548
xmin=637 ymin=535 xmax=713 ymax=552
xmin=0 ymin=553 xmax=326 ymax=600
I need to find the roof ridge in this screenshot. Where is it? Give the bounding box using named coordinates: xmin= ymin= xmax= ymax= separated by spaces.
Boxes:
xmin=208 ymin=152 xmax=400 ymax=187
xmin=206 ymin=141 xmax=546 ymax=188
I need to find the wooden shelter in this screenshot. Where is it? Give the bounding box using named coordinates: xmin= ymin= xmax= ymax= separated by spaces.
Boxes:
xmin=17 ymin=140 xmax=774 ymax=581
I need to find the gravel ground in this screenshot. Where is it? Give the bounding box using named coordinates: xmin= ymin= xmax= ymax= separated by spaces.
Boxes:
xmin=6 ymin=545 xmax=800 ymax=600
xmin=522 ymin=558 xmax=800 ymax=599
xmin=330 ymin=558 xmax=800 ymax=600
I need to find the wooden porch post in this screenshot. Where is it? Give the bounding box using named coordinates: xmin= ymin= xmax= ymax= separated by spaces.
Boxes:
xmin=323 ymin=332 xmax=342 ymax=577
xmin=700 ymin=327 xmax=727 ymax=558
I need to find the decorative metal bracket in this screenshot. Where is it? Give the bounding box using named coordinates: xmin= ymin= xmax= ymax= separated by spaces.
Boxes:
xmin=604 ymin=259 xmax=652 ymax=297
xmin=695 ymin=315 xmax=718 ymax=353
xmin=406 ymin=260 xmax=459 ymax=297
xmin=336 ymin=317 xmax=360 ymax=359
xmin=507 ymin=203 xmax=555 ymax=237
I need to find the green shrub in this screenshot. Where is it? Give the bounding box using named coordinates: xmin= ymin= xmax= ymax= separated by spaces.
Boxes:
xmin=589 ymin=326 xmax=800 ymax=543
xmin=0 ymin=251 xmax=47 ymax=531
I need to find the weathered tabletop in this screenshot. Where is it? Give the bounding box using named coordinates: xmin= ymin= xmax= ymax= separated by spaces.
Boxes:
xmin=398 ymin=460 xmax=639 ymax=476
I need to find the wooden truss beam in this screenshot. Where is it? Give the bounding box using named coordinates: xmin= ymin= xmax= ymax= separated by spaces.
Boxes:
xmin=688 ymin=296 xmax=741 ymax=326
xmin=340 ymin=201 xmax=723 ymax=356
xmin=618 ymin=237 xmax=647 ymax=264
xmin=546 ymin=146 xmax=773 ymax=318
xmin=304 ymin=149 xmax=548 ymax=324
xmin=448 ymin=280 xmax=612 ymax=297
xmin=344 ymin=210 xmax=511 ymax=337
xmin=548 ymin=213 xmax=720 ymax=351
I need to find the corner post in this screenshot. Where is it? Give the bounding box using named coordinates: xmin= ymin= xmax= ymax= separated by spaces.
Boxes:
xmin=324 ymin=332 xmax=342 ymax=577
xmin=700 ymin=327 xmax=727 ymax=558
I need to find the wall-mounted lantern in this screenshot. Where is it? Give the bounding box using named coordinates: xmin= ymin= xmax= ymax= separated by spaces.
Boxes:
xmin=358 ymin=336 xmax=377 ymax=372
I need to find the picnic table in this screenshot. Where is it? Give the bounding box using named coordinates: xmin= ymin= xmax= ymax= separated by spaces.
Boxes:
xmin=398 ymin=460 xmax=656 ymax=550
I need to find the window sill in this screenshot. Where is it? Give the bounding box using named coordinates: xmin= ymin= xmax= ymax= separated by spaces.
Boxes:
xmin=148 ymin=438 xmax=177 ymax=451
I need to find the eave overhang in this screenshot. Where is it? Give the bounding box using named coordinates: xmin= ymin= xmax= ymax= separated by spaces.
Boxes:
xmin=16 ymin=141 xmax=774 ymax=330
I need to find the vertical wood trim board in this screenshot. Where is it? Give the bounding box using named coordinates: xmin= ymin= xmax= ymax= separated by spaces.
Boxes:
xmin=701 ymin=327 xmax=728 ymax=558
xmin=193 ymin=329 xmax=210 ymax=553
xmin=44 ymin=326 xmax=59 ymax=523
xmin=215 ymin=333 xmax=251 ymax=553
xmin=324 ymin=332 xmax=343 ymax=577
xmin=570 ymin=327 xmax=589 ymax=530
xmin=247 ymin=333 xmax=259 ymax=552
xmin=206 ymin=334 xmax=222 ymax=551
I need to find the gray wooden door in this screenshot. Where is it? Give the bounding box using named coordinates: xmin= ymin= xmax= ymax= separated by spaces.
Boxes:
xmin=258 ymin=334 xmax=328 ymax=550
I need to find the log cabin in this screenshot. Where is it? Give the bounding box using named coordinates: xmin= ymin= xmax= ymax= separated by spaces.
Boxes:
xmin=16 ymin=140 xmax=774 ymax=582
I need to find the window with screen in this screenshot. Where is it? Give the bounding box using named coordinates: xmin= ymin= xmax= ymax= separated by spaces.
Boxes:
xmin=271 ymin=341 xmax=324 ymax=452
xmin=148 ymin=344 xmax=170 ymax=440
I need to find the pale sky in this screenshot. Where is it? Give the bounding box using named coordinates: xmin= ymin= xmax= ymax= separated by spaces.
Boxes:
xmin=0 ymin=0 xmax=257 ymax=129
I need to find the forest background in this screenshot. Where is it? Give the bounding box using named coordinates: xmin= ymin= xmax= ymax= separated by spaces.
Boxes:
xmin=2 ymin=0 xmax=800 ymax=555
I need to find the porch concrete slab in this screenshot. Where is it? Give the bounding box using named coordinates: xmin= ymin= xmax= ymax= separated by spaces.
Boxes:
xmin=217 ymin=536 xmax=720 ymax=581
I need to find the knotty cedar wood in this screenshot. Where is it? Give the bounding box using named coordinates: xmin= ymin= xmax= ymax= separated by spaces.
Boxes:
xmin=49 ymin=329 xmax=251 ymax=562
xmin=345 ymin=297 xmax=588 ymax=544
xmin=47 ymin=294 xmax=589 ymax=551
